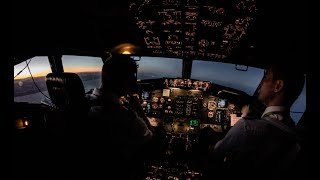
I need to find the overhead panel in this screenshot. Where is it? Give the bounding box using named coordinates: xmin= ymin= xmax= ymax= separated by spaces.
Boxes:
xmin=129 ymin=0 xmax=257 ymax=60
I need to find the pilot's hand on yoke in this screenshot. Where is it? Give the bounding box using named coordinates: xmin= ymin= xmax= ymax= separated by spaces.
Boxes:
xmin=129 ymin=94 xmax=144 ymax=114
xmin=129 ymin=93 xmax=156 ymax=133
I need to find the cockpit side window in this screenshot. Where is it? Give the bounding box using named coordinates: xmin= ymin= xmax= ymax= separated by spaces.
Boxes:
xmin=61 ymin=55 xmax=103 ymax=93
xmin=290 ymin=78 xmax=306 ymax=124
xmin=14 ymin=56 xmax=51 ymax=103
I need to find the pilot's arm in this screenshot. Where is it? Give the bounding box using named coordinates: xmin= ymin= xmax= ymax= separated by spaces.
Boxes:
xmin=128 ymin=94 xmax=155 ymax=133
xmin=213 ymin=118 xmax=247 ymax=153
xmin=119 ymin=105 xmax=154 ymax=145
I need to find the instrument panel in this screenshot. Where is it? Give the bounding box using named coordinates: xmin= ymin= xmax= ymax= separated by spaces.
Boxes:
xmin=138 ymin=78 xmax=246 ymax=134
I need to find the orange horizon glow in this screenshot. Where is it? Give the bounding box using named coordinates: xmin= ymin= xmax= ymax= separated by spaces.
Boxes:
xmin=14 ymin=72 xmax=49 ymax=80
xmin=14 ymin=67 xmax=101 ymax=80
xmin=64 ymin=67 xmax=101 ymax=73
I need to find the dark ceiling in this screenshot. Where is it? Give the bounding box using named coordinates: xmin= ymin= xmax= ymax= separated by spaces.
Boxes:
xmin=12 ymin=0 xmax=308 ymax=73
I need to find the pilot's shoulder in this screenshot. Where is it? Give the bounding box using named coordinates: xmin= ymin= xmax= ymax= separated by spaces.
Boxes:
xmin=242 ymin=116 xmax=257 ymax=120
xmin=237 ymin=116 xmax=262 ymax=126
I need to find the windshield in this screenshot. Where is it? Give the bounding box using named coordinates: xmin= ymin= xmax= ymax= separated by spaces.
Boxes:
xmin=191 ymin=60 xmax=264 ymax=95
xmin=136 ymin=56 xmax=182 ymax=80
xmin=13 ymin=55 xmax=306 ymax=124
xmin=62 ymin=55 xmax=103 ymax=92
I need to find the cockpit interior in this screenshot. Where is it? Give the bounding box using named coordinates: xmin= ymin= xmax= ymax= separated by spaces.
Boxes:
xmin=12 ymin=0 xmax=307 ymax=179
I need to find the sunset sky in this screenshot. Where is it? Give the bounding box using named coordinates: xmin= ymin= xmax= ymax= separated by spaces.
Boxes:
xmin=14 ymin=56 xmax=103 ymax=79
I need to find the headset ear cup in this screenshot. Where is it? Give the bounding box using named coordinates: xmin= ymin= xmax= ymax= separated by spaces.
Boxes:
xmin=102 ymin=51 xmax=112 ymax=63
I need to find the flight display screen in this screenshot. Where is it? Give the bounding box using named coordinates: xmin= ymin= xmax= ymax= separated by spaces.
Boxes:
xmin=217 ymin=98 xmax=227 ymax=108
xmin=141 ymin=91 xmax=151 ymax=100
xmin=189 ymin=119 xmax=200 ymax=127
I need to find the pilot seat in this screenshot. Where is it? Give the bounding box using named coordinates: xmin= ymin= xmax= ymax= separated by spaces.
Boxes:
xmin=40 ymin=72 xmax=91 ymax=178
xmin=41 ymin=72 xmax=89 ymax=136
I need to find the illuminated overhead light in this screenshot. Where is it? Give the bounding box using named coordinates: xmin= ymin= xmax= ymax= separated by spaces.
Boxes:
xmin=24 ymin=120 xmax=29 ymax=126
xmin=122 ymin=51 xmax=131 ymax=54
xmin=111 ymin=43 xmax=141 ymax=55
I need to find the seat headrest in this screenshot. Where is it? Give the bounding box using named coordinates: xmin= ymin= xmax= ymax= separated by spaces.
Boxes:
xmin=46 ymin=73 xmax=86 ymax=108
